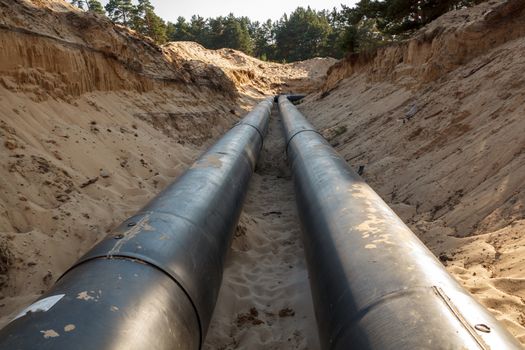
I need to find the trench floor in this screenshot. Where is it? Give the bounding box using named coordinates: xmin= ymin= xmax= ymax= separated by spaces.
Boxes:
xmin=203 ymin=106 xmax=320 ymax=349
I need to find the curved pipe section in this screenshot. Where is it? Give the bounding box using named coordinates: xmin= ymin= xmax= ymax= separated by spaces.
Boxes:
xmin=278 ymin=95 xmax=521 ymax=350
xmin=0 ymin=98 xmax=273 ymax=350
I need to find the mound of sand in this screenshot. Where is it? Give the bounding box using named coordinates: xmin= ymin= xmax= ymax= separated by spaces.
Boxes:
xmin=165 ymin=41 xmax=336 ymax=100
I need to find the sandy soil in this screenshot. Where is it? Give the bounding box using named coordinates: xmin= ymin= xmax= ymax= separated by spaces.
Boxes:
xmin=0 ymin=85 xmax=240 ymax=326
xmin=204 ymin=106 xmax=319 ymax=349
xmin=165 ymin=41 xmax=336 ymax=106
xmin=1 ymin=0 xmax=525 ymax=348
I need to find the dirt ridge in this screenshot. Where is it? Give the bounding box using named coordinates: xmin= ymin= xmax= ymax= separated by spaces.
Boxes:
xmin=0 ymin=0 xmax=237 ymax=100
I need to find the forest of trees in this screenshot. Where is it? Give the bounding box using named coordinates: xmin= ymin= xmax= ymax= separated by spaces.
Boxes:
xmin=70 ymin=0 xmax=486 ymax=62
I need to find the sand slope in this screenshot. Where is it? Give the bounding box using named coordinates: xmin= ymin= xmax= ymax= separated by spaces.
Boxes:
xmin=166 ymin=41 xmax=337 ymax=99
xmin=0 ymin=86 xmax=239 ymax=326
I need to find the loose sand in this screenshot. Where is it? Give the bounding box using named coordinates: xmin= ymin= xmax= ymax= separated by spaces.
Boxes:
xmin=0 ymin=86 xmax=239 ymax=327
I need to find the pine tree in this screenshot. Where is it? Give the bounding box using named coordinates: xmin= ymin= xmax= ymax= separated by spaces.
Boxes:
xmin=166 ymin=17 xmax=194 ymax=42
xmin=70 ymin=0 xmax=86 ymax=10
xmin=87 ymin=0 xmax=105 ymax=15
xmin=105 ymin=0 xmax=135 ymax=27
xmin=344 ymin=0 xmax=486 ymax=35
xmin=143 ymin=8 xmax=167 ymax=43
xmin=274 ymin=7 xmax=331 ymax=61
xmin=220 ymin=14 xmax=254 ymax=54
xmin=132 ymin=0 xmax=167 ymax=43
xmin=136 ymin=0 xmax=154 ymax=15
xmin=132 ymin=0 xmax=152 ymax=33
xmin=190 ymin=16 xmax=211 ymax=45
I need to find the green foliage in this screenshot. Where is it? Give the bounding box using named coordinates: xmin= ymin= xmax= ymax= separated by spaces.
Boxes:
xmin=69 ymin=0 xmax=107 ymax=16
xmin=70 ymin=0 xmax=86 ymax=9
xmin=69 ymin=0 xmax=488 ymax=59
xmin=250 ymin=20 xmax=275 ymax=60
xmin=273 ymin=7 xmax=332 ymax=61
xmin=87 ymin=0 xmax=105 ymax=15
xmin=343 ymin=0 xmax=486 ymax=35
xmin=166 ymin=14 xmax=255 ymax=54
xmin=222 ymin=15 xmax=254 ymax=54
xmin=105 ymin=0 xmax=135 ymax=26
xmin=166 ymin=17 xmax=193 ymax=41
xmin=142 ymin=8 xmax=167 ymax=43
xmin=165 ymin=8 xmax=345 ymax=62
xmin=133 ymin=0 xmax=167 ymax=43
xmin=93 ymin=0 xmax=167 ymax=43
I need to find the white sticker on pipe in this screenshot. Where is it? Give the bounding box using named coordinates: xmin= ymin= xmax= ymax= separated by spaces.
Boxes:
xmin=12 ymin=294 xmax=65 ymax=322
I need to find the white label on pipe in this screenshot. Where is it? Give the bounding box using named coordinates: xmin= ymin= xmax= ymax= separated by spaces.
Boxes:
xmin=12 ymin=294 xmax=65 ymax=322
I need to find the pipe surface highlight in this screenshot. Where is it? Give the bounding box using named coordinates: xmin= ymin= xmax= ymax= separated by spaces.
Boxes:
xmin=278 ymin=95 xmax=521 ymax=350
xmin=0 ymin=98 xmax=273 ymax=350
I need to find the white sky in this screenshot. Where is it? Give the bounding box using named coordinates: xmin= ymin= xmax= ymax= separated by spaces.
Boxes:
xmin=99 ymin=0 xmax=359 ymax=23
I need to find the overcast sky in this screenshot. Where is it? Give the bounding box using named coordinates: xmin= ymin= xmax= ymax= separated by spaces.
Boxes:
xmin=99 ymin=0 xmax=358 ymax=23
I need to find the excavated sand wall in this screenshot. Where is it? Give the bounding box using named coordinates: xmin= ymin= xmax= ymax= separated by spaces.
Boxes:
xmin=324 ymin=0 xmax=525 ymax=91
xmin=0 ymin=0 xmax=239 ymax=100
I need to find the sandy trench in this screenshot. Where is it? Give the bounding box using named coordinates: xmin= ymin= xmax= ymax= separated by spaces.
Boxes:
xmin=203 ymin=105 xmax=320 ymax=349
xmin=1 ymin=0 xmax=525 ymax=346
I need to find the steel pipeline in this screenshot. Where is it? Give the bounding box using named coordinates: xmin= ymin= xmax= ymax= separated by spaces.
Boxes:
xmin=278 ymin=95 xmax=521 ymax=350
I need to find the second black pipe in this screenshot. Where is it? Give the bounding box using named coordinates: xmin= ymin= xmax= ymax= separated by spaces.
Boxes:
xmin=278 ymin=95 xmax=521 ymax=350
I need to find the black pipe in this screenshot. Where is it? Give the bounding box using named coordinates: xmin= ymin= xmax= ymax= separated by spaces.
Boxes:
xmin=273 ymin=94 xmax=306 ymax=103
xmin=278 ymin=95 xmax=522 ymax=350
xmin=0 ymin=98 xmax=273 ymax=350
